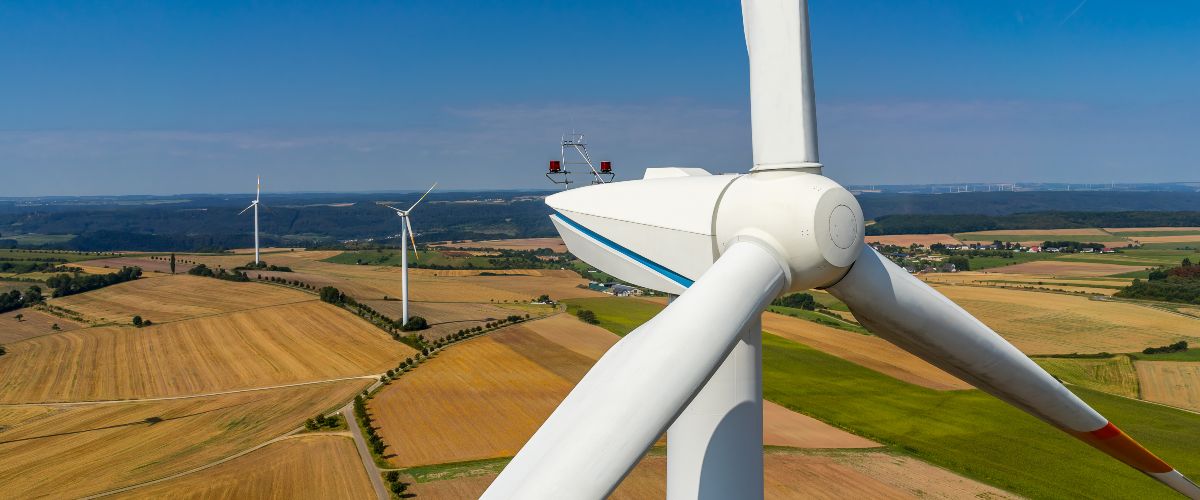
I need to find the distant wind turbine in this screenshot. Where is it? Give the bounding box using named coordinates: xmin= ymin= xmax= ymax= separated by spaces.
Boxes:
xmin=237 ymin=176 xmax=262 ymax=265
xmin=380 ymin=183 xmax=437 ymax=325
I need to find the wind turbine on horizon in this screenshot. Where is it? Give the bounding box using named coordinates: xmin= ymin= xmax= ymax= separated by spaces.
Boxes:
xmin=380 ymin=183 xmax=437 ymax=325
xmin=482 ymin=1 xmax=1200 ymax=498
xmin=237 ymin=176 xmax=262 ymax=265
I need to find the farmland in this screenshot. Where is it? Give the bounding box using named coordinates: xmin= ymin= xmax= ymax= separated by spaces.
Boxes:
xmin=0 ymin=308 xmax=81 ymax=344
xmin=1135 ymin=361 xmax=1200 ymax=412
xmin=0 ymin=300 xmax=409 ymax=403
xmin=864 ymin=233 xmax=962 ymax=246
xmin=0 ymin=381 xmax=367 ymax=498
xmin=114 ymin=435 xmax=374 ymax=500
xmin=51 ymin=274 xmax=314 ymax=324
xmin=1034 ymin=355 xmax=1141 ymax=398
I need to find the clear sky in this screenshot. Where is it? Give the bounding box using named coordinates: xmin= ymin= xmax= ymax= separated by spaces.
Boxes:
xmin=1 ymin=0 xmax=1197 ymax=196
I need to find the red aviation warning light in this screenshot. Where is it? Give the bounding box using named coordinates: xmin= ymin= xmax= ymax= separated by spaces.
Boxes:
xmin=544 ymin=132 xmax=615 ymax=189
xmin=600 ymin=161 xmax=612 ymax=173
xmin=549 ymin=160 xmax=562 ymax=173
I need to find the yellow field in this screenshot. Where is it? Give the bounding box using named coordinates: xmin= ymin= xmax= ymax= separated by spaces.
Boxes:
xmin=1135 ymin=361 xmax=1200 ymax=412
xmin=762 ymin=312 xmax=970 ymax=390
xmin=371 ymin=315 xmax=875 ymax=468
xmin=0 ymin=308 xmax=81 ymax=344
xmin=51 ymin=274 xmax=314 ymax=324
xmin=1131 ymin=235 xmax=1200 ymax=243
xmin=1034 ymin=356 xmax=1140 ymax=398
xmin=363 ymin=300 xmax=553 ymax=340
xmin=988 ymin=260 xmax=1146 ymax=277
xmin=410 ymin=451 xmax=1016 ymax=499
xmin=0 ymin=301 xmax=411 ymax=403
xmin=932 ymin=285 xmax=1200 ymax=354
xmin=1105 ymin=227 xmax=1200 ymax=233
xmin=961 ymin=228 xmax=1111 ymax=236
xmin=113 ymin=434 xmax=374 ymax=499
xmin=0 ymin=380 xmax=366 ymax=499
xmin=865 ymin=234 xmax=962 ymax=247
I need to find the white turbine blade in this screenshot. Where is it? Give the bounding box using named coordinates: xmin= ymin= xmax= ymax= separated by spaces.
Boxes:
xmin=828 ymin=246 xmax=1200 ymax=498
xmin=405 ymin=216 xmax=419 ymax=259
xmin=406 ymin=182 xmax=438 ymax=212
xmin=483 ymin=242 xmax=788 ymax=499
xmin=256 ymin=176 xmax=261 ymax=202
xmin=378 ymin=203 xmax=404 ymax=214
xmin=237 ymin=203 xmax=254 ymax=216
xmin=743 ymin=0 xmax=820 ymax=170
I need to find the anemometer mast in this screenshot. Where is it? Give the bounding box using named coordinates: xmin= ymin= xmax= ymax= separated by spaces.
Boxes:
xmin=545 ymin=132 xmax=614 ymax=189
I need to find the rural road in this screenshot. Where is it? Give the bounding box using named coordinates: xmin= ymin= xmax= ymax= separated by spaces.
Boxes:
xmin=344 ymin=405 xmax=389 ymax=500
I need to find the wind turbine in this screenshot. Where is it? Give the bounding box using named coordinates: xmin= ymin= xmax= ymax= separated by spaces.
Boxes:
xmin=237 ymin=176 xmax=262 ymax=265
xmin=380 ymin=183 xmax=437 ymax=325
xmin=483 ymin=1 xmax=1200 ymax=498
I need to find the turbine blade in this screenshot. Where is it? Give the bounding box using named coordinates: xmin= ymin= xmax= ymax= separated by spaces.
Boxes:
xmin=828 ymin=246 xmax=1200 ymax=498
xmin=483 ymin=241 xmax=788 ymax=499
xmin=743 ymin=0 xmax=820 ymax=170
xmin=406 ymin=182 xmax=438 ymax=212
xmin=256 ymin=176 xmax=261 ymax=202
xmin=405 ymin=216 xmax=419 ymax=259
xmin=237 ymin=203 xmax=254 ymax=216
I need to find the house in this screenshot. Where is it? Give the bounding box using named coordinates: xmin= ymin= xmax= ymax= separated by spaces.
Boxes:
xmin=608 ymin=284 xmax=644 ymax=297
xmin=1027 ymin=246 xmax=1041 ymax=253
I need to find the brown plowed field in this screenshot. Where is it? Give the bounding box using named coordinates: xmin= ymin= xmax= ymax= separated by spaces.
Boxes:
xmin=932 ymin=285 xmax=1200 ymax=355
xmin=0 ymin=301 xmax=411 ymax=403
xmin=0 ymin=308 xmax=81 ymax=344
xmin=0 ymin=380 xmax=366 ymax=499
xmin=410 ymin=451 xmax=1017 ymax=499
xmin=113 ymin=434 xmax=374 ymax=499
xmin=865 ymin=234 xmax=962 ymax=247
xmin=1135 ymin=361 xmax=1200 ymax=412
xmin=52 ymin=274 xmax=314 ymax=324
xmin=371 ymin=315 xmax=876 ymax=468
xmin=761 ymin=312 xmax=970 ymax=390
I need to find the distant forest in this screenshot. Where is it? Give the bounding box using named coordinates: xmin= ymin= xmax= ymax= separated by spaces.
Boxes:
xmin=2 ymin=190 xmax=1200 ymax=250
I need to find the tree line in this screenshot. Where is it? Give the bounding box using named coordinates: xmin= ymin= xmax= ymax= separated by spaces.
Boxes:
xmin=866 ymin=211 xmax=1200 ymax=235
xmin=45 ymin=266 xmax=141 ymax=298
xmin=1115 ymin=258 xmax=1200 ymax=304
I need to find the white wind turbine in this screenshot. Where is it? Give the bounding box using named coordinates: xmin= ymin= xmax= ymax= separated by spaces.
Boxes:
xmin=380 ymin=183 xmax=437 ymax=325
xmin=483 ymin=1 xmax=1200 ymax=499
xmin=237 ymin=176 xmax=262 ymax=265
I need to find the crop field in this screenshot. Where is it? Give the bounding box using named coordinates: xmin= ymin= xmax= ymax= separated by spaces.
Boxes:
xmin=323 ymin=249 xmax=495 ymax=268
xmin=562 ymin=297 xmax=670 ymax=336
xmin=864 ymin=233 xmax=962 ymax=247
xmin=955 ymin=231 xmax=1128 ymax=244
xmin=371 ymin=314 xmax=874 ymax=468
xmin=1131 ymin=234 xmax=1200 ymax=244
xmin=409 ymin=450 xmax=1017 ymax=499
xmin=987 ymin=260 xmax=1146 ymax=277
xmin=51 ymin=274 xmax=314 ymax=324
xmin=0 ymin=301 xmax=409 ymax=403
xmin=1055 ymin=248 xmax=1195 ymax=267
xmin=0 ymin=380 xmax=366 ymax=499
xmin=931 ymin=285 xmax=1200 ymax=354
xmin=435 ymin=237 xmax=568 ymax=253
xmin=1105 ymin=227 xmax=1200 ymax=235
xmin=363 ymin=299 xmax=553 ymax=340
xmin=1135 ymin=361 xmax=1200 ymax=412
xmin=115 ymin=435 xmax=374 ymax=499
xmin=0 ymin=308 xmax=81 ymax=344
xmin=1034 ymin=356 xmax=1140 ymax=398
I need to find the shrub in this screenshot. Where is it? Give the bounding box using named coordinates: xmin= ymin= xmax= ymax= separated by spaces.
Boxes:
xmin=575 ymin=309 xmax=599 ymax=324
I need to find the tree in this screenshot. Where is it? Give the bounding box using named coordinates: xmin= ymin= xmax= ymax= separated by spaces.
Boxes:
xmin=575 ymin=309 xmax=599 ymax=324
xmin=132 ymin=315 xmax=143 ymax=327
xmin=169 ymin=253 xmax=176 ymax=274
xmin=536 ymin=294 xmax=551 ymax=303
xmin=401 ymin=316 xmax=428 ymax=331
xmin=0 ymin=345 xmax=6 ymax=356
xmin=51 ymin=323 xmax=60 ymax=331
xmin=319 ymin=286 xmax=344 ymax=304
xmin=772 ymin=293 xmax=816 ymax=310
xmin=14 ymin=313 xmax=23 ymax=322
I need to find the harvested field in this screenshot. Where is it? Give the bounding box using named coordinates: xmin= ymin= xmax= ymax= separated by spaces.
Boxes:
xmin=988 ymin=260 xmax=1146 ymax=277
xmin=363 ymin=300 xmax=552 ymax=340
xmin=932 ymin=285 xmax=1200 ymax=354
xmin=1105 ymin=227 xmax=1200 ymax=233
xmin=0 ymin=301 xmax=411 ymax=403
xmin=761 ymin=312 xmax=970 ymax=390
xmin=410 ymin=451 xmax=1016 ymax=499
xmin=1136 ymin=361 xmax=1200 ymax=412
xmin=114 ymin=435 xmax=373 ymax=500
xmin=923 ymin=272 xmax=1132 ymax=288
xmin=0 ymin=381 xmax=366 ymax=499
xmin=964 ymin=228 xmax=1112 ymax=236
xmin=82 ymin=256 xmax=184 ymax=274
xmin=1034 ymin=356 xmax=1140 ymax=398
xmin=371 ymin=315 xmax=875 ymax=467
xmin=865 ymin=234 xmax=961 ymax=247
xmin=52 ymin=275 xmax=314 ymax=324
xmin=0 ymin=308 xmax=81 ymax=344
xmin=1131 ymin=235 xmax=1200 ymax=244
xmin=435 ymin=238 xmax=567 ymax=253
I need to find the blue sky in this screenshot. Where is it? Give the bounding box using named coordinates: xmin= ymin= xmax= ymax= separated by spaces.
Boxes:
xmin=1 ymin=0 xmax=1197 ymax=196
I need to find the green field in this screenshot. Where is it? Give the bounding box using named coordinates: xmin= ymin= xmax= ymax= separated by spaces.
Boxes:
xmin=1034 ymin=355 xmax=1140 ymax=398
xmin=1129 ymin=349 xmax=1200 ymax=362
xmin=766 ymin=305 xmax=869 ymax=335
xmin=2 ymin=233 xmax=77 ymax=245
xmin=811 ymin=290 xmax=849 ymax=311
xmin=1056 ymin=248 xmax=1195 ymax=267
xmin=962 ymin=252 xmax=1055 ymax=270
xmin=562 ymin=297 xmax=664 ymax=337
xmin=1106 ymin=230 xmax=1200 ymax=237
xmin=953 ymin=232 xmax=1129 ymax=243
xmin=572 ymin=295 xmax=1200 ymax=499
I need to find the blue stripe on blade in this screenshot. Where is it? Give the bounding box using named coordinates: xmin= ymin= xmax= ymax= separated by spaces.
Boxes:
xmin=552 ymin=212 xmax=694 ymax=289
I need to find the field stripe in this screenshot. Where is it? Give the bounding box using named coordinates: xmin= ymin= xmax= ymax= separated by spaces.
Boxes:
xmin=0 ymin=375 xmax=379 ymax=407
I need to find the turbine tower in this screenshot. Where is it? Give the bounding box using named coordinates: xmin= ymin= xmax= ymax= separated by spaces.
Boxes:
xmin=237 ymin=176 xmax=262 ymax=265
xmin=483 ymin=1 xmax=1200 ymax=498
xmin=381 ymin=183 xmax=437 ymax=325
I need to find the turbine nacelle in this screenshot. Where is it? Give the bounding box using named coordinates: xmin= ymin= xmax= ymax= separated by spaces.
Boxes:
xmin=546 ymin=168 xmax=862 ymax=294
